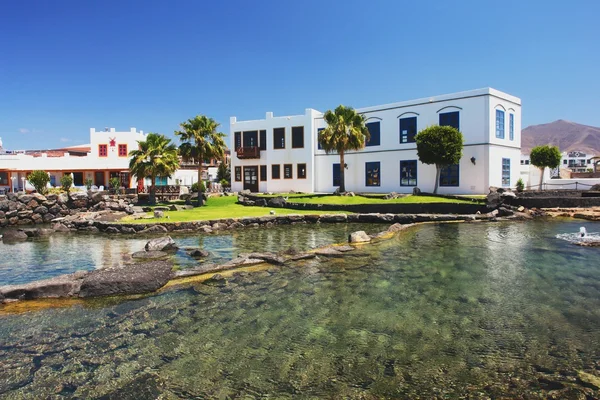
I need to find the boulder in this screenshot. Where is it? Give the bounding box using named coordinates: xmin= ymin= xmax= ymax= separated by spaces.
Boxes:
xmin=145 ymin=236 xmax=178 ymax=252
xmin=412 ymin=187 xmax=421 ymax=195
xmin=211 ymin=222 xmax=229 ymax=230
xmin=187 ymin=249 xmax=209 ymax=258
xmin=384 ymin=192 xmax=398 ymax=200
xmin=239 ymin=252 xmax=285 ymax=265
xmin=153 ymin=210 xmax=164 ymax=218
xmin=349 ymin=231 xmax=371 ymax=243
xmin=34 ymin=206 xmax=48 ymax=215
xmin=132 ymin=250 xmax=169 ymax=259
xmin=52 ymin=223 xmax=71 ymax=232
xmin=32 ymin=192 xmax=47 ymax=202
xmin=268 ymin=196 xmax=287 ymax=207
xmin=255 ymin=198 xmax=267 ymax=207
xmin=138 ymin=225 xmax=168 ymax=234
xmin=240 ymin=189 xmax=251 ymax=196
xmin=486 ymin=192 xmax=503 ymax=208
xmin=497 ymin=207 xmax=514 ymax=217
xmin=0 ymin=273 xmax=84 ymax=300
xmin=57 ymin=193 xmax=69 ymax=205
xmin=78 ymin=260 xmax=173 ymax=298
xmin=2 ymin=229 xmax=28 ymax=242
xmin=590 ymin=184 xmax=600 ymax=191
xmin=18 ymin=194 xmax=33 ymax=204
xmin=314 ymin=247 xmax=344 ymax=257
xmin=387 ymin=223 xmax=414 ymax=233
xmin=104 ymin=226 xmax=121 ymax=234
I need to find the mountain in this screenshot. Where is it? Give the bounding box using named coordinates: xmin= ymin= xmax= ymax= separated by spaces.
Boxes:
xmin=521 ymin=120 xmax=600 ymax=155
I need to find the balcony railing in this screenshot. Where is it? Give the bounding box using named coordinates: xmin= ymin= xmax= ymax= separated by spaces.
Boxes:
xmin=236 ymin=146 xmax=260 ymax=159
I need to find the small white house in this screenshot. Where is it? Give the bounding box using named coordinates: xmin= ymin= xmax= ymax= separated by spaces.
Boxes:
xmin=230 ymin=88 xmax=522 ymax=194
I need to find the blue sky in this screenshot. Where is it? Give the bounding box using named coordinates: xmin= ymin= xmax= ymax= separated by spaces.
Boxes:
xmin=1 ymin=0 xmax=599 ymax=150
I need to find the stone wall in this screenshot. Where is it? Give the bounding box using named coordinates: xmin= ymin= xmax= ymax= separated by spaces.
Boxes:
xmin=504 ymin=196 xmax=600 ymax=209
xmin=0 ymin=192 xmax=137 ymax=226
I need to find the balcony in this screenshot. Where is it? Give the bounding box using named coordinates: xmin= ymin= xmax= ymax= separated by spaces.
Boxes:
xmin=236 ymin=146 xmax=260 ymax=159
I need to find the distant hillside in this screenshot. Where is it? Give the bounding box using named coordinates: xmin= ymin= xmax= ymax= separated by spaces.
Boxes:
xmin=521 ymin=120 xmax=600 ymax=155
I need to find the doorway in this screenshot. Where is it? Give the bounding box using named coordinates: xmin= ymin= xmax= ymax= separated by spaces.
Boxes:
xmin=243 ymin=166 xmax=258 ymax=192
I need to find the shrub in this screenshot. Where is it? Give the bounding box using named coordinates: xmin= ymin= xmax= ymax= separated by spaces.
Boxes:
xmin=516 ymin=178 xmax=524 ymax=192
xmin=191 ymin=181 xmax=206 ymax=193
xmin=109 ymin=177 xmax=120 ymax=190
xmin=220 ymin=178 xmax=230 ymax=188
xmin=60 ymin=174 xmax=73 ymax=193
xmin=85 ymin=178 xmax=93 ymax=190
xmin=27 ymin=170 xmax=50 ymax=194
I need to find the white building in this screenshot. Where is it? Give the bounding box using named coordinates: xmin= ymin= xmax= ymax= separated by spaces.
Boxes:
xmin=230 ymin=88 xmax=522 ymax=195
xmin=0 ymin=128 xmax=228 ymax=193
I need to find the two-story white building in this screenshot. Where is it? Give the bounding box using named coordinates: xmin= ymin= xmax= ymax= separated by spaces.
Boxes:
xmin=230 ymin=88 xmax=522 ymax=195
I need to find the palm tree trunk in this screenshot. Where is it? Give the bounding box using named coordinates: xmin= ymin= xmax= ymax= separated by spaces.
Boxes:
xmin=538 ymin=167 xmax=545 ymax=191
xmin=339 ymin=151 xmax=345 ymax=193
xmin=197 ymin=153 xmax=203 ymax=207
xmin=150 ymin=175 xmax=156 ymax=205
xmin=434 ymin=165 xmax=441 ymax=194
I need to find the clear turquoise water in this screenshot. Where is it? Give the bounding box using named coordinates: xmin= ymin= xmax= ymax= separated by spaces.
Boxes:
xmin=0 ymin=223 xmax=376 ymax=285
xmin=0 ymin=220 xmax=599 ymax=398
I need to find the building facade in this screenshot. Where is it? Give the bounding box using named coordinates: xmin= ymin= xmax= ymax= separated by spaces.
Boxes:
xmin=230 ymin=88 xmax=522 ymax=195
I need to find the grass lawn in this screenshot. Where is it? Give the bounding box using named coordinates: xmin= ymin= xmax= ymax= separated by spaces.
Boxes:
xmin=270 ymin=194 xmax=477 ymax=205
xmin=121 ymin=195 xmax=348 ymax=223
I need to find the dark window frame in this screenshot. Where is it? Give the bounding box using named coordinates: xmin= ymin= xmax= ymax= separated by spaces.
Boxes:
xmin=259 ymin=130 xmax=267 ymax=150
xmin=273 ymin=128 xmax=285 ymax=149
xmin=234 ymin=132 xmax=242 ymax=150
xmin=317 ymin=128 xmax=324 ymax=150
xmin=260 ymin=165 xmax=267 ymax=181
xmin=365 ymin=121 xmax=380 ymax=147
xmin=234 ymin=166 xmax=242 ymax=182
xmin=496 ymin=109 xmax=505 ymax=139
xmin=291 ymin=126 xmax=304 ymax=149
xmin=332 ymin=163 xmax=340 ymax=187
xmin=400 ymin=160 xmax=417 ymax=187
xmin=283 ymin=164 xmax=293 ymax=179
xmin=271 ymin=164 xmax=281 ymax=179
xmin=502 ymin=158 xmax=510 ymax=187
xmin=399 ymin=116 xmax=417 ymax=144
xmin=509 ymin=114 xmax=514 ymax=141
xmin=297 ymin=163 xmax=307 ymax=179
xmin=439 ymin=111 xmax=460 ymax=130
xmin=439 ymin=164 xmax=459 ymax=187
xmin=365 ymin=161 xmax=381 ymax=187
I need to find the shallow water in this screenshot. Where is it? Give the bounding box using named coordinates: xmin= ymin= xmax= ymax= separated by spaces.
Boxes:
xmin=0 ymin=223 xmax=377 ymax=285
xmin=1 ymin=220 xmax=599 ymax=398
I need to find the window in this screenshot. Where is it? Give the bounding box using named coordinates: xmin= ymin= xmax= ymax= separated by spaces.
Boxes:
xmin=439 ymin=111 xmax=459 ymax=130
xmin=260 ymin=165 xmax=267 ymax=181
xmin=332 ymin=163 xmax=340 ymax=187
xmin=525 ymin=160 xmax=529 ymax=165
xmin=509 ymin=114 xmax=514 ymax=141
xmin=284 ymin=164 xmax=293 ymax=179
xmin=365 ymin=162 xmax=380 ymax=186
xmin=440 ymin=164 xmax=459 ymax=187
xmin=234 ymin=166 xmax=242 ymax=182
xmin=0 ymin=172 xmax=8 ymax=185
xmin=365 ymin=121 xmax=380 ymax=146
xmin=272 ymin=164 xmax=281 ymax=179
xmin=118 ymin=144 xmax=128 ymax=157
xmin=297 ymin=163 xmax=306 ymax=179
xmin=234 ymin=132 xmax=242 ymax=150
xmin=73 ymin=172 xmax=84 ymax=186
xmin=399 ymin=116 xmax=417 ymax=144
xmin=243 ymin=131 xmax=258 ymax=147
xmin=259 ymin=130 xmax=266 ymax=150
xmin=563 ymin=160 xmax=567 ymax=165
xmin=496 ymin=109 xmax=505 ymax=139
xmin=317 ymin=128 xmax=324 ymax=150
xmin=155 ymin=176 xmax=168 ymax=186
xmin=502 ymin=158 xmax=510 ymax=187
xmin=400 ymin=160 xmax=417 ymax=186
xmin=292 ymin=126 xmax=304 ymax=148
xmin=98 ymin=144 xmax=108 ymax=157
xmin=274 ymin=128 xmax=285 ymax=149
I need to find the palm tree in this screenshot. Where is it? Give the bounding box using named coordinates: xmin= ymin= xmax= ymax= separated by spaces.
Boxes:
xmin=318 ymin=105 xmax=370 ymax=193
xmin=129 ymin=133 xmax=180 ymax=204
xmin=175 ymin=115 xmax=227 ymax=205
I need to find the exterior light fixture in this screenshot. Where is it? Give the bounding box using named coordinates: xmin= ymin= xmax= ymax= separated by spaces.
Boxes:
xmin=470 ymin=157 xmax=476 ymax=165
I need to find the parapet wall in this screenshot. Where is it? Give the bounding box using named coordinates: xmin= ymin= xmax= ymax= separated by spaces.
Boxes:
xmin=0 ymin=192 xmax=137 ymax=226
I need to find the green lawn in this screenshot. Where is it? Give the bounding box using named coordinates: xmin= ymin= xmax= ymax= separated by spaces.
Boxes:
xmin=121 ymin=196 xmax=348 ymax=223
xmin=271 ymin=194 xmax=477 ymax=205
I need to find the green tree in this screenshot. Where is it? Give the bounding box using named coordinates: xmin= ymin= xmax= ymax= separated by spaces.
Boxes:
xmin=216 ymin=162 xmax=230 ymax=186
xmin=415 ymin=125 xmax=464 ymax=194
xmin=27 ymin=170 xmax=50 ymax=194
xmin=60 ymin=174 xmax=73 ymax=194
xmin=530 ymin=145 xmax=561 ymax=190
xmin=175 ymin=115 xmax=227 ymax=205
xmin=318 ymin=105 xmax=370 ymax=193
xmin=129 ymin=133 xmax=180 ymax=204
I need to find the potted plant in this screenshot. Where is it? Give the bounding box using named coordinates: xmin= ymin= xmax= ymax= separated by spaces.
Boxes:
xmin=516 ymin=178 xmax=525 ymax=193
xmin=109 ymin=177 xmax=120 ymax=195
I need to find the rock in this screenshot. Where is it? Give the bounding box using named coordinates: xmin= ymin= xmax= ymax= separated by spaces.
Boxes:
xmin=384 ymin=192 xmax=398 ymax=200
xmin=240 ymin=189 xmax=251 ymax=195
xmin=270 ymin=210 xmax=275 ymax=215
xmin=33 ymin=205 xmax=48 ymax=215
xmin=577 ymin=371 xmax=600 ymax=390
xmin=104 ymin=226 xmax=120 ymax=234
xmin=412 ymin=187 xmax=421 ymax=195
xmin=288 ymin=253 xmax=317 ymax=261
xmin=497 ymin=207 xmax=514 ymax=217
xmin=153 ymin=210 xmax=164 ymax=218
xmin=486 ymin=192 xmax=502 ymax=208
xmin=2 ymin=229 xmax=28 ymax=242
xmin=188 ymin=249 xmax=209 ymax=258
xmin=145 ymin=236 xmax=178 ymax=252
xmin=239 ymin=252 xmax=285 ymax=265
xmin=268 ymin=196 xmax=287 ymax=207
xmin=27 ymin=199 xmax=39 ymax=208
xmin=18 ymin=194 xmax=33 ymax=204
xmin=199 ymin=226 xmax=213 ymax=234
xmin=57 ymin=193 xmax=69 ymax=205
xmin=349 ymin=231 xmax=371 ymax=243
xmin=320 ymin=214 xmax=347 ymax=223
xmin=387 ymin=223 xmax=414 ymax=233
xmin=138 ymin=225 xmax=168 ymax=234
xmin=32 ymin=192 xmax=47 ymax=202
xmin=211 ymin=222 xmax=229 ymax=230
xmin=52 ymin=223 xmax=71 ymax=232
xmin=335 ymin=245 xmax=355 ymax=252
xmin=79 ymin=260 xmax=173 ymax=298
xmin=500 ymin=191 xmax=516 ymax=198
xmin=314 ymin=247 xmax=344 ymax=257
xmin=203 ymin=273 xmax=227 ymax=286
xmin=132 ymin=250 xmax=169 ymax=259
xmin=121 ymin=226 xmax=137 ymax=234
xmin=0 ymin=273 xmax=84 ymax=300
xmin=255 ymin=198 xmax=267 ymax=207
xmin=590 ymin=184 xmax=600 ymax=191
